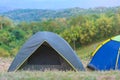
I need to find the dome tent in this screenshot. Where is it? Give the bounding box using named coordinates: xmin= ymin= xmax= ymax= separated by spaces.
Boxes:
xmin=87 ymin=35 xmax=120 ymax=70
xmin=8 ymin=31 xmax=85 ymax=72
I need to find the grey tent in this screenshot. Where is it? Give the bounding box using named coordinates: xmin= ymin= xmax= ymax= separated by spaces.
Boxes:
xmin=8 ymin=31 xmax=85 ymax=71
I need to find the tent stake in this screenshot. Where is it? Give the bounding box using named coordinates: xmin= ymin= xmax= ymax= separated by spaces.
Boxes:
xmin=115 ymin=48 xmax=120 ymax=70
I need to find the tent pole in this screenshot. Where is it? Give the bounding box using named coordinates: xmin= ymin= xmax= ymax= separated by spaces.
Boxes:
xmin=115 ymin=48 xmax=120 ymax=70
xmin=73 ymin=39 xmax=76 ymax=50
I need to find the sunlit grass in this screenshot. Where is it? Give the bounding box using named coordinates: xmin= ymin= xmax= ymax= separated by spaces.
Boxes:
xmin=76 ymin=41 xmax=101 ymax=59
xmin=0 ymin=71 xmax=120 ymax=80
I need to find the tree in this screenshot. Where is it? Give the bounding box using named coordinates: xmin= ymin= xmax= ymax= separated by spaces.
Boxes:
xmin=95 ymin=14 xmax=114 ymax=38
xmin=0 ymin=16 xmax=13 ymax=30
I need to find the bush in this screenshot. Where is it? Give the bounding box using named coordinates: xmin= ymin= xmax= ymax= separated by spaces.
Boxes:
xmin=0 ymin=48 xmax=10 ymax=57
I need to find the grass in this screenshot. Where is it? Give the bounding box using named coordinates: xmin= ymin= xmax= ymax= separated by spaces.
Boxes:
xmin=0 ymin=71 xmax=120 ymax=80
xmin=76 ymin=41 xmax=100 ymax=59
xmin=0 ymin=41 xmax=120 ymax=80
xmin=76 ymin=41 xmax=101 ymax=68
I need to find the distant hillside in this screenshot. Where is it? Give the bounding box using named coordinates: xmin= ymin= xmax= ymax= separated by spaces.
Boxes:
xmin=0 ymin=7 xmax=120 ymax=22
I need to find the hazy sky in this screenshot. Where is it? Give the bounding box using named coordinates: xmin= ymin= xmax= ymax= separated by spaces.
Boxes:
xmin=0 ymin=0 xmax=120 ymax=9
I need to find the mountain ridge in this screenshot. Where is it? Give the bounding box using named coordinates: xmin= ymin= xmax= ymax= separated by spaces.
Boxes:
xmin=0 ymin=6 xmax=119 ymax=22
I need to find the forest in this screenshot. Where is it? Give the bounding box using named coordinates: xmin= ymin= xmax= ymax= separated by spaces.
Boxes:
xmin=0 ymin=7 xmax=120 ymax=57
xmin=0 ymin=7 xmax=119 ymax=22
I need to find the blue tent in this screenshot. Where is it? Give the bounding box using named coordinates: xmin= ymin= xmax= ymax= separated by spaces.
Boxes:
xmin=87 ymin=35 xmax=120 ymax=70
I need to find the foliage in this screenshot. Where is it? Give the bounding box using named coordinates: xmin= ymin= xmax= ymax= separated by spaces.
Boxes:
xmin=61 ymin=13 xmax=118 ymax=47
xmin=0 ymin=48 xmax=10 ymax=57
xmin=0 ymin=7 xmax=119 ymax=22
xmin=0 ymin=16 xmax=13 ymax=29
xmin=0 ymin=7 xmax=120 ymax=57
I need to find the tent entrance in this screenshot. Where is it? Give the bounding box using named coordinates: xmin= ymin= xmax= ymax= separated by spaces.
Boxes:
xmin=20 ymin=42 xmax=73 ymax=71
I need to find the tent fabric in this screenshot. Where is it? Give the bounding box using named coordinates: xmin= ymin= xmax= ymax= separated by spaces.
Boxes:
xmin=91 ymin=39 xmax=111 ymax=56
xmin=112 ymin=35 xmax=120 ymax=42
xmin=27 ymin=42 xmax=61 ymax=65
xmin=88 ymin=35 xmax=120 ymax=71
xmin=20 ymin=42 xmax=73 ymax=71
xmin=8 ymin=31 xmax=85 ymax=72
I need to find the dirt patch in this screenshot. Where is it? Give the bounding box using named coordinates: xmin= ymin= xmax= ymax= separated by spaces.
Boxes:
xmin=81 ymin=58 xmax=90 ymax=71
xmin=96 ymin=75 xmax=116 ymax=80
xmin=0 ymin=57 xmax=13 ymax=72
